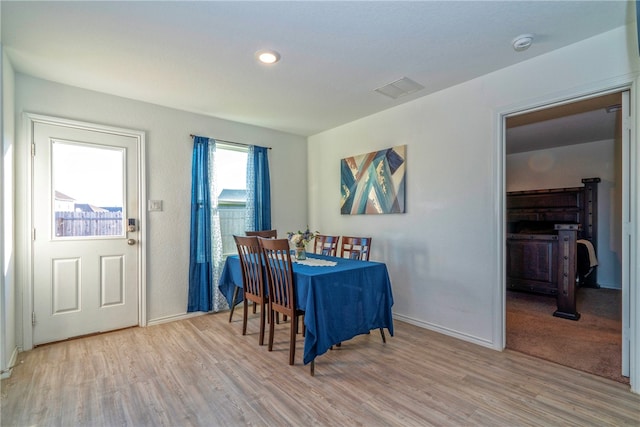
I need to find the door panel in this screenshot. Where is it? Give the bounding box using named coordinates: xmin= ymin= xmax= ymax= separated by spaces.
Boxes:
xmin=52 ymin=257 xmax=80 ymax=313
xmin=32 ymin=120 xmax=140 ymax=345
xmin=101 ymin=255 xmax=125 ymax=306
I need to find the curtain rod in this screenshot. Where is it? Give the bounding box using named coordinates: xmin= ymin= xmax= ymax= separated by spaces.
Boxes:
xmin=189 ymin=134 xmax=272 ymax=150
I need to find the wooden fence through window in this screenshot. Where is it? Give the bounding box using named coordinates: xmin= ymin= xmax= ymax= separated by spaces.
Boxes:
xmin=55 ymin=211 xmax=123 ymax=237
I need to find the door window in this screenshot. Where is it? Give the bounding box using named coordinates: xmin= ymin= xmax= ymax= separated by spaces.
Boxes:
xmin=51 ymin=140 xmax=125 ymax=238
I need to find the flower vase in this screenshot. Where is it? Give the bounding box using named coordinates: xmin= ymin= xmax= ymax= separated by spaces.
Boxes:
xmin=295 ymin=246 xmax=306 ymax=260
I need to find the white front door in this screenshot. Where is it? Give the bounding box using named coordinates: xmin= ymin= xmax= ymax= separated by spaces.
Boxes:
xmin=31 ymin=116 xmax=143 ymax=345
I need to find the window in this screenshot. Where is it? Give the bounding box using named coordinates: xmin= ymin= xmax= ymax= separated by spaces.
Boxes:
xmin=216 ymin=144 xmax=248 ymax=255
xmin=52 ymin=140 xmax=124 ymax=238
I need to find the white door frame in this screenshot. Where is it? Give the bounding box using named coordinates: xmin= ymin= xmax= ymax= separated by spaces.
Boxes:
xmin=622 ymin=89 xmax=632 ymax=377
xmin=23 ymin=113 xmax=147 ymax=351
xmin=497 ymin=76 xmax=638 ymax=392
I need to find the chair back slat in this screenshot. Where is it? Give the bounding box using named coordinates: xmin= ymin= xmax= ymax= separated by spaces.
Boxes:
xmin=340 ymin=236 xmax=372 ymax=261
xmin=314 ymin=234 xmax=339 ymax=256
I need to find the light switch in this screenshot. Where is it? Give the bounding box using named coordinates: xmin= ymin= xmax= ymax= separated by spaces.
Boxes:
xmin=148 ymin=200 xmax=163 ymax=212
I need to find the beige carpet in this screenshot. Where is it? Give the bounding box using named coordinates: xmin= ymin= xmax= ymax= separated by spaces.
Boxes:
xmin=506 ymin=288 xmax=628 ymax=384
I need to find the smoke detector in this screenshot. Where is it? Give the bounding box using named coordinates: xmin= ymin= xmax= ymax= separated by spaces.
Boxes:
xmin=512 ymin=34 xmax=534 ymax=52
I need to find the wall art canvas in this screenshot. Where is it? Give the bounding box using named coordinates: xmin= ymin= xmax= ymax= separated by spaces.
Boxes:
xmin=340 ymin=144 xmax=406 ymax=215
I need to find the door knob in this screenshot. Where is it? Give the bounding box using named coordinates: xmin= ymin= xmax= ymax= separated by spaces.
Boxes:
xmin=127 ymin=239 xmax=136 ymax=245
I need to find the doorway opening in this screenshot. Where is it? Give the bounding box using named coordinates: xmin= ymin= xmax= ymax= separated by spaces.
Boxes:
xmin=503 ymin=90 xmax=629 ymax=384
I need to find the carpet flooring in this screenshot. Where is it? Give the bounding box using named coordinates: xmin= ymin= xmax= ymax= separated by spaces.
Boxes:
xmin=506 ymin=287 xmax=628 ymax=384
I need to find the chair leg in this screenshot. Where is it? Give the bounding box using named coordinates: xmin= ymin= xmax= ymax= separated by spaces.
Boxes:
xmin=228 ymin=286 xmax=239 ymax=322
xmin=242 ymin=299 xmax=248 ymax=336
xmin=294 ymin=314 xmax=305 ymax=337
xmin=258 ymin=303 xmax=266 ymax=345
xmin=310 ymin=360 xmax=315 ymax=376
xmin=289 ymin=315 xmax=297 ymax=365
xmin=266 ymin=301 xmax=272 ymax=324
xmin=379 ymin=328 xmax=386 ymax=343
xmin=268 ymin=309 xmax=275 ymax=351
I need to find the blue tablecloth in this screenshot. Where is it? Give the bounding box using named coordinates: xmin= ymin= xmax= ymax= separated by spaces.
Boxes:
xmin=218 ymin=254 xmax=394 ymax=365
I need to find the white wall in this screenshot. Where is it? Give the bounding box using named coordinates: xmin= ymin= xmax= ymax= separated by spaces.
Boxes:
xmin=13 ymin=74 xmax=307 ymax=339
xmin=308 ymin=25 xmax=639 ymax=363
xmin=507 ymin=139 xmax=620 ymax=289
xmin=1 ymin=47 xmax=17 ymax=378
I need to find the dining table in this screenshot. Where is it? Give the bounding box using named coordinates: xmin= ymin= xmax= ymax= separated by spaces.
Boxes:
xmin=218 ymin=253 xmax=394 ymax=365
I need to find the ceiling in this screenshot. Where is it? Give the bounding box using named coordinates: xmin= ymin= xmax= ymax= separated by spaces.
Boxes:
xmin=506 ymin=91 xmax=622 ymax=154
xmin=0 ymin=1 xmax=633 ymax=148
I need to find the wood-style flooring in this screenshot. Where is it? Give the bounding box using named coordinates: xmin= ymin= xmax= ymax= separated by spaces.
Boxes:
xmin=2 ymin=311 xmax=639 ymax=426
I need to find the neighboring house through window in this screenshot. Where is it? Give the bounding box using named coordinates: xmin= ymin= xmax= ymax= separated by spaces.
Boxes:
xmin=54 ymin=190 xmax=76 ymax=212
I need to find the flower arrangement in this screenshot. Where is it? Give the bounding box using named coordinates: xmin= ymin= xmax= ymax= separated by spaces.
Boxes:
xmin=287 ymin=226 xmax=318 ymax=249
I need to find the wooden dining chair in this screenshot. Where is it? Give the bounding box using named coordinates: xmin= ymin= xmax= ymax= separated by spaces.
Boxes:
xmin=340 ymin=236 xmax=372 ymax=261
xmin=258 ymin=237 xmax=311 ymax=372
xmin=313 ymin=234 xmax=340 ymax=256
xmin=233 ymin=235 xmax=269 ymax=345
xmin=246 ymin=229 xmax=277 ymax=238
xmin=339 ymin=236 xmax=385 ymax=343
xmin=235 ymin=230 xmax=277 ymax=317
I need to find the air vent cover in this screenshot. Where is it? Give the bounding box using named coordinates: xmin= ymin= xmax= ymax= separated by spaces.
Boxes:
xmin=375 ymin=77 xmax=425 ymax=99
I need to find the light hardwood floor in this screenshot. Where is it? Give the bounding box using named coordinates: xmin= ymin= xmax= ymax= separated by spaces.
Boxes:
xmin=2 ymin=311 xmax=639 ymax=426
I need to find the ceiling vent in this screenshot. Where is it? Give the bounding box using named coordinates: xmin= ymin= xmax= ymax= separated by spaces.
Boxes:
xmin=375 ymin=77 xmax=425 ymax=99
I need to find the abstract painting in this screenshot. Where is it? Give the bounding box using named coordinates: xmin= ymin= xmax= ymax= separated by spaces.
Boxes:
xmin=340 ymin=145 xmax=406 ymax=215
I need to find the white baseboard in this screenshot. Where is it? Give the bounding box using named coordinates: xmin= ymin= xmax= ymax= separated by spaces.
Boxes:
xmin=146 ymin=311 xmax=209 ymax=326
xmin=0 ymin=346 xmax=20 ymax=379
xmin=392 ymin=313 xmax=499 ymax=350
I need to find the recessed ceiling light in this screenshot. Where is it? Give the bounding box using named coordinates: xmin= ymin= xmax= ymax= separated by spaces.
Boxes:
xmin=512 ymin=34 xmax=534 ymax=52
xmin=256 ymin=50 xmax=281 ymax=64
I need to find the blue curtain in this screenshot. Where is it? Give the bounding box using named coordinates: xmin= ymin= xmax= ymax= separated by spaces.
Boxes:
xmin=188 ymin=136 xmax=213 ymax=312
xmin=245 ymin=145 xmax=271 ymax=231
